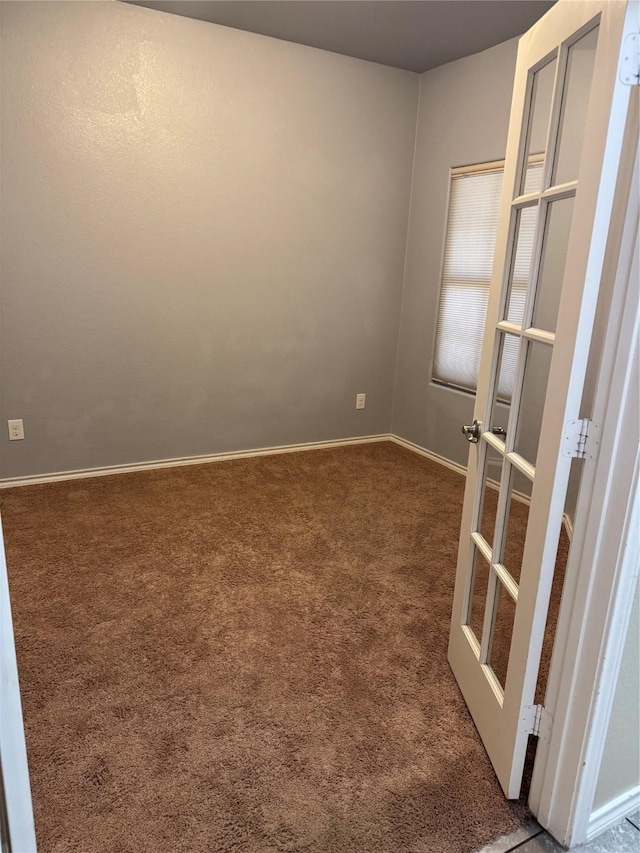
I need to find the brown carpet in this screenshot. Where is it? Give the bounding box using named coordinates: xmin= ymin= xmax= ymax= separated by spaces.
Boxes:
xmin=2 ymin=441 xmax=566 ymax=853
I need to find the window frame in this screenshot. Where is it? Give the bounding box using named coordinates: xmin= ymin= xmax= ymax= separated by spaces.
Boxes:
xmin=430 ymin=155 xmax=545 ymax=399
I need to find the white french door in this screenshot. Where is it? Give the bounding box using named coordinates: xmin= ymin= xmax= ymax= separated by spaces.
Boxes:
xmin=447 ymin=0 xmax=636 ymax=799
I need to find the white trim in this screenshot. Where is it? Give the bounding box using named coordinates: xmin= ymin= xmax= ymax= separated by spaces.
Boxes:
xmin=0 ymin=435 xmax=389 ymax=489
xmin=365 ymin=437 xmax=579 ymax=550
xmin=451 ymin=159 xmax=505 ymax=176
xmin=388 ymin=435 xmax=466 ymax=476
xmin=389 ymin=436 xmax=575 ymax=525
xmin=0 ymin=430 xmax=540 ymax=507
xmin=388 ymin=433 xmax=544 ymax=506
xmin=528 ymin=73 xmax=640 ymax=847
xmin=0 ymin=516 xmax=37 ymax=852
xmin=389 ymin=437 xmax=577 ymax=529
xmin=587 ymin=786 xmax=640 ymax=842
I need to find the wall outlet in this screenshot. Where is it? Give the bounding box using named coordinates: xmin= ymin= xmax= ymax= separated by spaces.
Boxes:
xmin=8 ymin=419 xmax=24 ymax=441
xmin=355 ymin=393 xmax=366 ymax=410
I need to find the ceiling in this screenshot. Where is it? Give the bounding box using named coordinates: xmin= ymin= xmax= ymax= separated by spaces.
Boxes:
xmin=123 ymin=0 xmax=555 ymax=74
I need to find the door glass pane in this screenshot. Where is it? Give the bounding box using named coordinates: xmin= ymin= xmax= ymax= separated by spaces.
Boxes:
xmin=523 ymin=161 xmax=544 ymax=195
xmin=553 ymin=27 xmax=599 ymax=186
xmin=520 ymin=57 xmax=557 ymax=194
xmin=531 ymin=196 xmax=575 ymax=333
xmin=500 ymin=468 xmax=533 ymax=585
xmin=490 ymin=332 xmax=521 ymax=427
xmin=477 ymin=444 xmax=504 ymax=553
xmin=490 ymin=396 xmax=510 ymax=447
xmin=514 ymin=342 xmax=553 ymax=467
xmin=504 ymin=205 xmax=539 ymax=326
xmin=536 ymin=512 xmax=573 ymax=704
xmin=467 ymin=546 xmax=490 ymax=647
xmin=488 ymin=581 xmax=517 ymax=690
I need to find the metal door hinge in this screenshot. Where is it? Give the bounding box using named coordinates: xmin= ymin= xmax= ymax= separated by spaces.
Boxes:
xmin=521 ymin=704 xmax=554 ymax=743
xmin=620 ymin=33 xmax=640 ymax=85
xmin=562 ymin=418 xmax=599 ymax=460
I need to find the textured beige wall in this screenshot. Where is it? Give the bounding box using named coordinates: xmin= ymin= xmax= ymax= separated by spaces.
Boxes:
xmin=392 ymin=36 xmax=596 ymax=476
xmin=391 ymin=37 xmax=519 ymax=465
xmin=0 ymin=1 xmax=418 ymax=478
xmin=593 ymin=581 xmax=640 ymax=811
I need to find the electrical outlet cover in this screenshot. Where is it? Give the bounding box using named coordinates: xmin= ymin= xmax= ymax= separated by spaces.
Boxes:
xmin=8 ymin=419 xmax=24 ymax=440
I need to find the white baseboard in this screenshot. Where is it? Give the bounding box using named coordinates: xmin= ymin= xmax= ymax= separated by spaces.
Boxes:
xmin=388 ymin=434 xmax=466 ymax=476
xmin=389 ymin=434 xmax=529 ymax=506
xmin=587 ymin=786 xmax=640 ymax=842
xmin=0 ymin=434 xmax=390 ymax=489
xmin=390 ymin=436 xmax=576 ymax=540
xmin=0 ymin=430 xmax=586 ymax=554
xmin=0 ymin=433 xmax=468 ymax=490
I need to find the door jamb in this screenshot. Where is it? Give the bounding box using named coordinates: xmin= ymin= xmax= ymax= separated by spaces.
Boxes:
xmin=528 ymin=91 xmax=640 ymax=846
xmin=0 ymin=513 xmax=37 ymax=852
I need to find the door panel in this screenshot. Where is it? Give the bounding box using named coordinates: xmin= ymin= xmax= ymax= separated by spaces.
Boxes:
xmin=448 ymin=0 xmax=634 ymax=798
xmin=468 ymin=547 xmax=491 ymax=647
xmin=531 ymin=196 xmax=574 ymax=333
xmin=513 ymin=342 xmax=553 ymax=467
xmin=552 ymin=27 xmax=600 ymax=186
xmin=488 ymin=582 xmax=517 ymax=690
xmin=521 ymin=58 xmax=556 ymax=178
xmin=478 ymin=443 xmax=504 ymax=551
xmin=502 ymin=486 xmax=530 ymax=586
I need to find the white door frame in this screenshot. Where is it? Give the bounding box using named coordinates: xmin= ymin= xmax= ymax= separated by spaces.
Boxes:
xmin=0 ymin=514 xmax=37 ymax=852
xmin=529 ymin=83 xmax=640 ymax=845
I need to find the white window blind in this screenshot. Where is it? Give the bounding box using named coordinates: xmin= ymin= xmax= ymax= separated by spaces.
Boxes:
xmin=433 ymin=162 xmax=543 ymax=398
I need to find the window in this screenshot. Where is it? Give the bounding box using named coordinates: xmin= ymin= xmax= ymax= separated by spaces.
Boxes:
xmin=433 ymin=160 xmax=543 ymax=397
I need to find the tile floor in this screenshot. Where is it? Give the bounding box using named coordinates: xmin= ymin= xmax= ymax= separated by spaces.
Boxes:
xmin=477 ymin=811 xmax=640 ymax=852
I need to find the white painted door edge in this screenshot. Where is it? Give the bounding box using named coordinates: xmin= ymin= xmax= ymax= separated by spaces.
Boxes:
xmin=0 ymin=515 xmax=37 ymax=852
xmin=528 ymin=86 xmax=640 ymax=848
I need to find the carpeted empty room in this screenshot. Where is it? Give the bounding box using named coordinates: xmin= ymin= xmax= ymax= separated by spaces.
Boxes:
xmin=2 ymin=442 xmax=567 ymax=853
xmin=2 ymin=1 xmax=598 ymax=850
